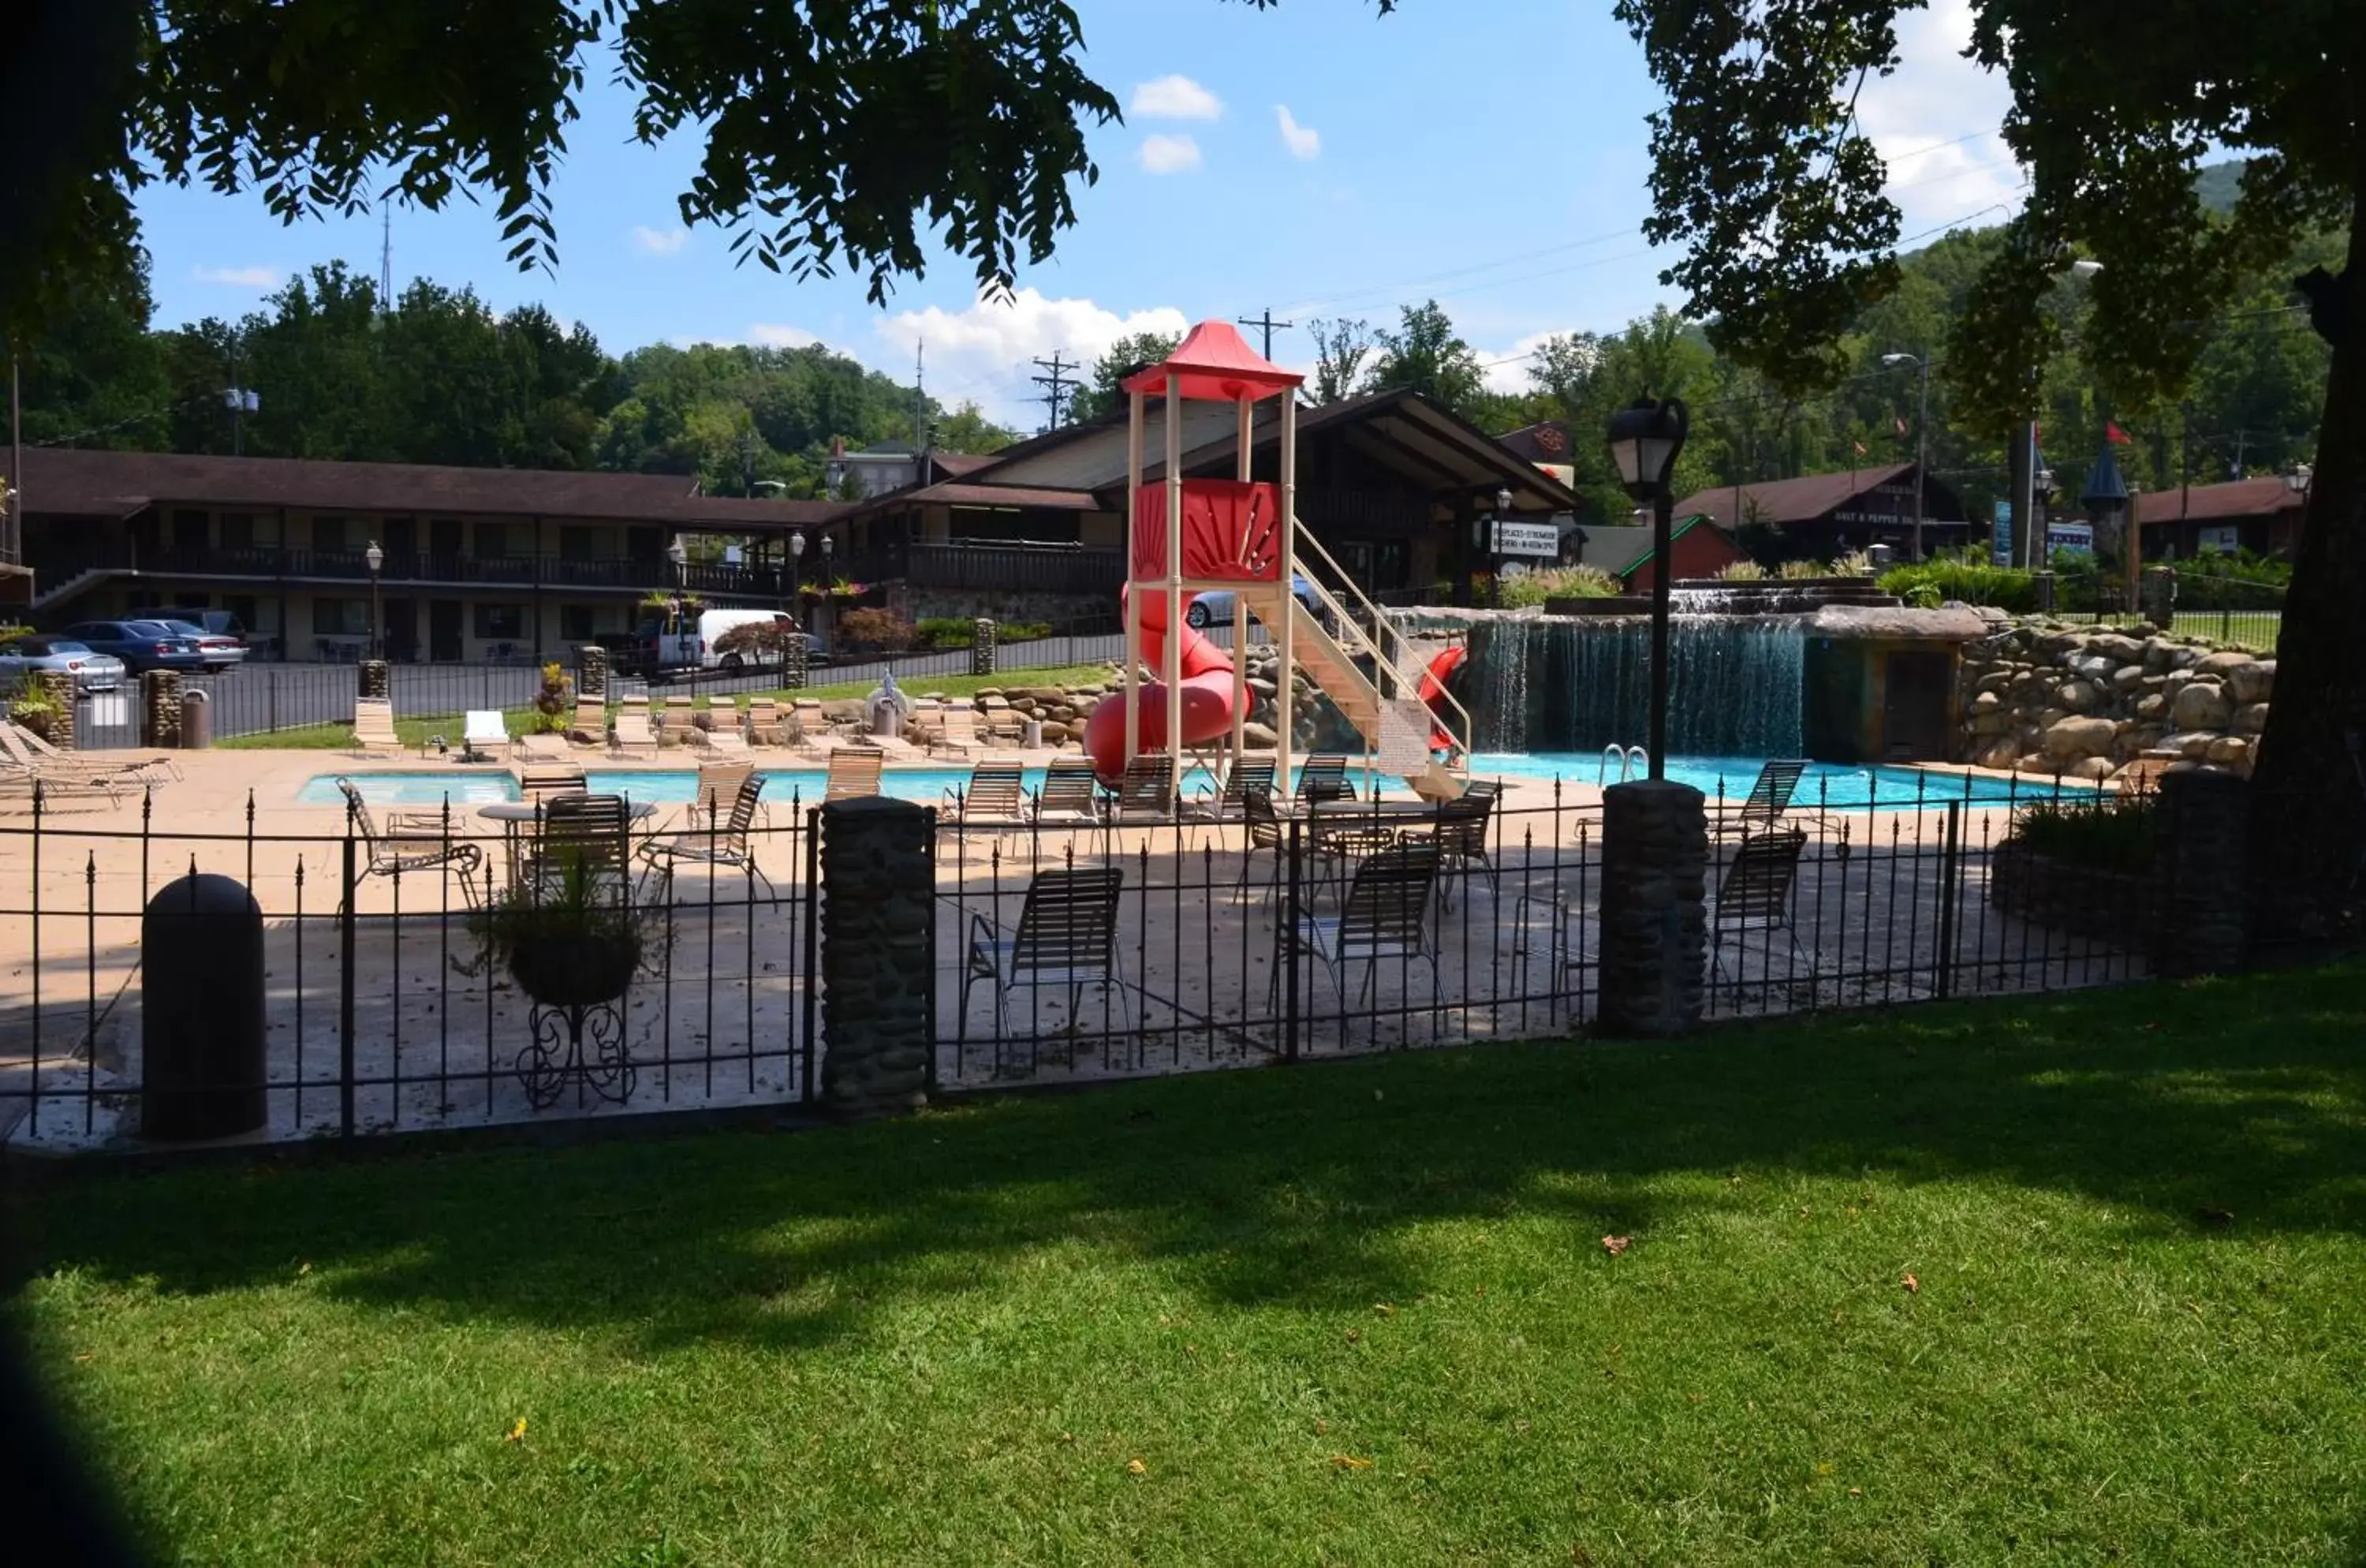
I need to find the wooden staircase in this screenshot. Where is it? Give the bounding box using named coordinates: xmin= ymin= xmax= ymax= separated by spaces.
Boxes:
xmin=1237 ymin=583 xmax=1464 ymax=801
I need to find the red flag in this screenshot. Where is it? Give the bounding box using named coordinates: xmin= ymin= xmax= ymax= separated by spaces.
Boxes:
xmin=2106 ymin=420 xmax=2131 ymax=445
xmin=1894 ymin=416 xmax=1908 ymax=437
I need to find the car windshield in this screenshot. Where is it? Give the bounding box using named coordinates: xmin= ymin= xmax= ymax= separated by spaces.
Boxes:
xmin=158 ymin=621 xmax=208 ymax=636
xmin=126 ymin=622 xmax=183 ymax=638
xmin=42 ymin=641 xmax=90 ymax=655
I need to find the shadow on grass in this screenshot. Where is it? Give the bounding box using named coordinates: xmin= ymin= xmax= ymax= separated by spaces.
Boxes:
xmin=9 ymin=961 xmax=2366 ymax=1357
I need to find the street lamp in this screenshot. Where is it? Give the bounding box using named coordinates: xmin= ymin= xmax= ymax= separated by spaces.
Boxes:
xmin=2286 ymin=462 xmax=2314 ymax=495
xmin=1881 ymin=352 xmax=1931 ymax=562
xmin=1604 ymin=396 xmax=1690 ymax=781
xmin=364 ymin=539 xmax=384 ymax=660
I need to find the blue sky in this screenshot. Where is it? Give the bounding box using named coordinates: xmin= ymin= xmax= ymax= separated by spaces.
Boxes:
xmin=134 ymin=0 xmax=2018 ymax=430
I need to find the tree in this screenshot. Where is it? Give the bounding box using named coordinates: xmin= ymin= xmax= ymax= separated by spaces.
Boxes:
xmin=1368 ymin=301 xmax=1487 ymax=421
xmin=1308 ymin=318 xmax=1378 ymax=405
xmin=8 ymin=249 xmax=169 ymax=450
xmin=936 ymin=401 xmax=1021 ymax=455
xmin=1618 ymin=0 xmax=2364 ymax=931
xmin=1066 ymin=332 xmax=1183 ymax=424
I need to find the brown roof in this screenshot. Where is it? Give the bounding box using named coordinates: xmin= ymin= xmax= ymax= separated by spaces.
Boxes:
xmin=1674 ymin=464 xmax=1916 ymax=528
xmin=2 ymin=448 xmax=848 ymax=528
xmin=922 ymin=482 xmax=1101 ymax=510
xmin=930 ymin=452 xmax=998 ymax=478
xmin=2133 ymin=477 xmax=2306 ymax=525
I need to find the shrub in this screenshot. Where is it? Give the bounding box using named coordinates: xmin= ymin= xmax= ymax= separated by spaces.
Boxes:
xmin=531 ymin=663 xmax=573 ymax=734
xmin=2006 ymin=793 xmax=2156 ymax=875
xmin=1777 ymin=558 xmax=1830 ymax=580
xmin=6 ymin=674 xmax=63 ymax=741
xmin=1876 ymin=556 xmax=2037 ymax=612
xmin=838 ymin=607 xmax=915 ymax=651
xmin=713 ymin=621 xmax=795 ymax=659
xmin=1830 ymin=550 xmax=1874 ymax=577
xmin=1001 ymin=620 xmax=1054 ymax=643
xmin=1715 ymin=560 xmax=1769 ymax=581
xmin=1499 ymin=564 xmax=1618 ymax=608
xmin=913 ymin=617 xmax=976 ymax=650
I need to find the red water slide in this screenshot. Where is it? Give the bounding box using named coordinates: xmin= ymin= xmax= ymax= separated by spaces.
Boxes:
xmin=1082 ymin=588 xmax=1241 ymax=781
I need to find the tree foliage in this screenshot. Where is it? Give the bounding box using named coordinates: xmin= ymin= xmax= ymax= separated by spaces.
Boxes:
xmin=1065 ymin=331 xmax=1184 ymax=424
xmin=1367 ymin=301 xmax=1487 ymax=420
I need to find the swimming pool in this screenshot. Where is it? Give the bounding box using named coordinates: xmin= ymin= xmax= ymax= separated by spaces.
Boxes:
xmin=307 ymin=756 xmax=2087 ymax=812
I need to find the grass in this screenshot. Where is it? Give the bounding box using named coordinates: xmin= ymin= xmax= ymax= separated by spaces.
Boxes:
xmin=215 ymin=663 xmax=1120 ymax=751
xmin=11 ymin=965 xmax=2366 ymax=1564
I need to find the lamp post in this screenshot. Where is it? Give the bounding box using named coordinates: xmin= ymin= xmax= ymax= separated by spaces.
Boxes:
xmin=786 ymin=531 xmax=807 ymax=668
xmin=364 ymin=539 xmax=384 ymax=659
xmin=1605 ymin=397 xmax=1690 ymax=781
xmin=1881 ymin=352 xmax=1930 ymax=562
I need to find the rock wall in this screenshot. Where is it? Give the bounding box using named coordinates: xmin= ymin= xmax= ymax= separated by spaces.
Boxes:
xmin=898 ymin=644 xmax=1362 ymax=753
xmin=1954 ymin=620 xmax=2271 ymax=781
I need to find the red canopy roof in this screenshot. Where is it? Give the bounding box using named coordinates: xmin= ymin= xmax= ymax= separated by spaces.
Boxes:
xmin=1121 ymin=320 xmax=1304 ymax=403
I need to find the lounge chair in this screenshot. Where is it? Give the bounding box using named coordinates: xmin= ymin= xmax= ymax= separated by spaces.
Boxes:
xmin=568 ymin=696 xmax=610 ymax=749
xmin=979 ymin=696 xmax=1026 ymax=745
xmin=825 ymin=749 xmax=883 ymax=802
xmin=962 ymin=865 xmax=1131 ymax=1040
xmin=659 ymin=693 xmax=696 ymax=747
xmin=461 ymin=709 xmax=510 ymax=762
xmin=1295 ymin=753 xmax=1357 ymax=810
xmin=745 ymin=697 xmax=788 ymax=746
xmin=516 ymin=730 xmax=571 ymax=763
xmin=1269 ymin=841 xmax=1439 ymax=1008
xmin=1712 ymin=760 xmax=1809 ymax=838
xmin=0 ymin=763 xmax=121 ymax=809
xmin=640 ymin=773 xmax=771 ymax=898
xmin=0 ymin=721 xmax=180 ymax=786
xmin=1033 ymin=756 xmax=1103 ymax=827
xmin=352 ymin=696 xmax=405 ymax=757
xmin=517 ymin=763 xmax=588 ymax=801
xmin=1107 ymin=753 xmax=1180 ymax=829
xmin=610 ymin=697 xmax=659 ymax=759
xmin=676 ymin=760 xmax=756 ymax=830
xmin=943 ymin=760 xmax=1030 ymax=830
xmin=336 ymin=778 xmax=483 ymax=905
xmin=931 ymin=706 xmax=983 ymax=759
xmin=1710 ymin=828 xmax=1810 ymax=985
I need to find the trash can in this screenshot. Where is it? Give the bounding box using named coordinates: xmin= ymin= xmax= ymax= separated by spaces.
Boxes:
xmin=1023 ymin=719 xmax=1044 ymax=749
xmin=179 ymin=687 xmax=212 ymax=749
xmin=142 ymin=874 xmax=266 ymax=1140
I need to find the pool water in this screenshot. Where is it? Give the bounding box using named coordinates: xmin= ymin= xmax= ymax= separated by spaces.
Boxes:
xmin=307 ymin=757 xmax=2090 ymax=812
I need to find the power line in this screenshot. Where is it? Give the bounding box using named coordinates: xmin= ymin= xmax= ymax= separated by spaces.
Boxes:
xmin=1236 ymin=309 xmax=1293 ymax=360
xmin=1030 ymin=351 xmax=1079 ymax=430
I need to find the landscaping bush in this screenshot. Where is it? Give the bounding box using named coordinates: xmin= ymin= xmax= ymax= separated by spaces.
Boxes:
xmin=838 ymin=607 xmax=916 ymax=652
xmin=712 ymin=621 xmax=796 ymax=660
xmin=1877 ymin=551 xmax=2037 ymax=612
xmin=2006 ymin=793 xmax=2157 ymax=875
xmin=1715 ymin=559 xmax=1769 ymax=581
xmin=1777 ymin=558 xmax=1830 ymax=580
xmin=1499 ymin=564 xmax=1618 ymax=608
xmin=531 ymin=663 xmax=573 ymax=734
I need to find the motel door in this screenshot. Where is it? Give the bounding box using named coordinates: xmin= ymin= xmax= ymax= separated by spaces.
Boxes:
xmin=1881 ymin=651 xmax=1952 ymax=760
xmin=428 ymin=600 xmax=465 ymax=663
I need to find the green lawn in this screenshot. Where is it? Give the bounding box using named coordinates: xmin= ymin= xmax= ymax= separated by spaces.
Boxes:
xmin=215 ymin=663 xmax=1119 ymax=750
xmin=13 ymin=965 xmax=2366 ymax=1564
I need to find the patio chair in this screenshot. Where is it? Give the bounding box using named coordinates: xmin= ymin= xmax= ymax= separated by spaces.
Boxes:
xmin=0 ymin=761 xmax=122 ymax=809
xmin=517 ymin=763 xmax=588 ymax=801
xmin=1712 ymin=759 xmax=1809 ymax=838
xmin=962 ymin=865 xmax=1132 ymax=1040
xmin=1238 ymin=786 xmax=1286 ymax=905
xmin=1188 ymin=756 xmax=1278 ymax=823
xmin=0 ymin=720 xmax=181 ymax=786
xmin=745 ymin=697 xmax=789 ymax=747
xmin=640 ymin=773 xmax=772 ymax=898
xmin=568 ymin=696 xmax=610 ymax=749
xmin=521 ymin=793 xmax=634 ymax=898
xmin=1033 ymin=756 xmax=1103 ymax=828
xmin=1296 ymin=753 xmax=1358 ymax=809
xmin=826 ymin=749 xmax=883 ymax=801
xmin=690 ymin=711 xmax=752 ymax=756
xmin=335 ymin=777 xmax=483 ymax=905
xmin=659 ymin=693 xmax=697 ymax=746
xmin=675 ymin=760 xmax=756 ymax=832
xmin=1399 ymin=780 xmax=1501 ymax=909
xmin=931 ymin=705 xmax=983 ymax=759
xmin=516 ymin=730 xmax=571 ymax=764
xmin=979 ymin=696 xmax=1026 ymax=744
xmin=1710 ymin=828 xmax=1810 ymax=984
xmin=1108 ymin=753 xmax=1180 ymax=827
xmin=1268 ymin=840 xmax=1439 ymax=1008
xmin=610 ymin=697 xmax=659 ymax=758
xmin=943 ymin=760 xmax=1030 ymax=830
xmin=1307 ymin=808 xmax=1399 ymax=898
xmin=351 ymin=696 xmax=405 ymax=757
xmin=461 ymin=709 xmax=510 ymax=763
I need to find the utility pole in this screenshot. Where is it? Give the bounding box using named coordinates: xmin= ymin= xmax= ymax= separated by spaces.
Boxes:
xmin=1031 ymin=351 xmax=1078 ymax=430
xmin=912 ymin=340 xmax=927 ymax=451
xmin=1237 ymin=309 xmax=1293 ymax=360
xmin=379 ymin=207 xmax=394 ymax=310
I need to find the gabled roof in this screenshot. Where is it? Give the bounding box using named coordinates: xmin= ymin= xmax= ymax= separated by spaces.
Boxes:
xmin=1611 ymin=514 xmax=1733 ymax=579
xmin=1674 ymin=463 xmax=1915 ymax=528
xmin=1121 ymin=320 xmax=1302 ymax=402
xmin=3 ymin=448 xmax=847 ymax=528
xmin=2133 ymin=476 xmax=2307 ymax=525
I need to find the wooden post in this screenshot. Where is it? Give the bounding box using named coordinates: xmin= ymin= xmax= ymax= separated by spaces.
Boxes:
xmin=1125 ymin=388 xmax=1145 ymax=768
xmin=1164 ymin=373 xmax=1185 ymax=802
xmin=1277 ymin=392 xmax=1297 ymax=796
xmin=1233 ymin=397 xmax=1252 ymax=770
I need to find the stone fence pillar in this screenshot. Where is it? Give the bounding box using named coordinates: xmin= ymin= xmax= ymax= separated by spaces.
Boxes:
xmin=781 ymin=623 xmax=809 ymax=692
xmin=575 ymin=644 xmax=609 ymax=700
xmin=31 ymin=670 xmax=76 ymax=751
xmin=140 ymin=670 xmax=184 ymax=749
xmin=2149 ymin=769 xmax=2248 ymax=977
xmin=357 ymin=659 xmax=390 ymax=700
xmin=819 ymin=797 xmax=933 ymax=1118
xmin=972 ymin=618 xmax=998 ymax=678
xmin=1595 ymin=779 xmax=1707 ymax=1037
xmin=2140 ymin=566 xmax=2177 ymax=630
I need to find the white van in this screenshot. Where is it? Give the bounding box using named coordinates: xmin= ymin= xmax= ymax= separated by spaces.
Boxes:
xmin=697 ymin=609 xmax=797 ymax=672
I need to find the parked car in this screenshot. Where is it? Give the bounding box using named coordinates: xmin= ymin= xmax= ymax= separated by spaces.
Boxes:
xmin=1183 ymin=575 xmax=1323 ymax=630
xmin=0 ymin=637 xmax=128 ymax=696
xmin=155 ymin=618 xmax=249 ymax=671
xmin=151 ymin=608 xmax=250 ymax=644
xmin=61 ymin=620 xmax=207 ymax=674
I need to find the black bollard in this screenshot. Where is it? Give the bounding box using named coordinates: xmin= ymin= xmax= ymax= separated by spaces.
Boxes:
xmin=142 ymin=873 xmax=267 ymax=1141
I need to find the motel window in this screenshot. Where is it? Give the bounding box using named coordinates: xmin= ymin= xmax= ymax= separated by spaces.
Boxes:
xmin=312 ymin=599 xmax=370 ymax=637
xmin=560 ymin=605 xmax=599 ymax=642
xmin=220 ymin=513 xmax=256 ymax=549
xmin=559 ymin=526 xmax=597 ymax=560
xmin=473 ymin=603 xmax=525 ymax=640
xmin=476 ymin=522 xmax=509 ymax=561
xmin=312 ymin=516 xmax=348 ymax=552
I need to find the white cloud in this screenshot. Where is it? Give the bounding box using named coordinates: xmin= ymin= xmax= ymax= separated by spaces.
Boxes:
xmin=193 ymin=265 xmax=280 ymax=288
xmin=1131 ymin=74 xmax=1222 ymax=121
xmin=875 ymin=289 xmax=1192 ymax=424
xmin=1475 ymin=330 xmax=1570 ymax=395
xmin=633 ymin=224 xmax=691 ymax=256
xmin=748 ymin=323 xmax=823 ymax=349
xmin=1855 ymin=0 xmax=2023 ymax=237
xmin=1275 ymin=106 xmax=1321 ymax=161
xmin=1138 ymin=134 xmax=1204 ymax=175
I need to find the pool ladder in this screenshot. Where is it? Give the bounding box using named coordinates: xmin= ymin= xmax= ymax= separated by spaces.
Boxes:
xmin=1598 ymin=745 xmax=1648 ymax=785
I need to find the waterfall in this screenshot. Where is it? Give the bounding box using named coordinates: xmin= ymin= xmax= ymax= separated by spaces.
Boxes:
xmin=1462 ymin=616 xmax=1806 ymax=757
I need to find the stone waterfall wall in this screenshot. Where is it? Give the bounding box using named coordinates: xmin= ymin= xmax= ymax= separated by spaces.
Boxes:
xmin=1954 ymin=621 xmax=2272 ymax=780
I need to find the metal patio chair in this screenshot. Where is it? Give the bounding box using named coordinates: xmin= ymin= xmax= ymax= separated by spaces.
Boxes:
xmin=963 ymin=865 xmax=1133 ymax=1041
xmin=825 ymin=748 xmax=883 ymax=801
xmin=336 ymin=777 xmax=483 ymax=906
xmin=944 ymin=760 xmax=1030 ymax=829
xmin=1295 ymin=752 xmax=1358 ymax=810
xmin=1269 ymin=840 xmax=1440 ymax=1009
xmin=521 ymin=793 xmax=635 ymax=898
xmin=1237 ymin=785 xmax=1287 ymax=907
xmin=1108 ymin=753 xmax=1179 ymax=827
xmin=1187 ymin=756 xmax=1278 ymax=826
xmin=1032 ymin=756 xmax=1104 ymax=828
xmin=1399 ymin=779 xmax=1502 ymax=909
xmin=1710 ymin=827 xmax=1811 ymax=985
xmin=640 ymin=773 xmax=771 ymax=899
xmin=1712 ymin=759 xmax=1810 ymax=838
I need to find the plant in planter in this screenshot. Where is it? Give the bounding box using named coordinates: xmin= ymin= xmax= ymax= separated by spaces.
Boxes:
xmin=6 ymin=674 xmax=65 ymax=744
xmin=530 ymin=663 xmax=573 ymax=734
xmin=469 ymin=849 xmax=653 ymax=1107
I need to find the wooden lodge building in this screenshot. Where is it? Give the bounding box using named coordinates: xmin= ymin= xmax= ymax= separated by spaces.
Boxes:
xmin=1673 ymin=462 xmax=1973 ymax=562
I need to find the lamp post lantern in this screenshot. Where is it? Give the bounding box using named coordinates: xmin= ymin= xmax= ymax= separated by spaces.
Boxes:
xmin=1881 ymin=352 xmax=1931 ymax=562
xmin=1605 ymin=397 xmax=1690 ymax=780
xmin=364 ymin=539 xmax=384 ymax=659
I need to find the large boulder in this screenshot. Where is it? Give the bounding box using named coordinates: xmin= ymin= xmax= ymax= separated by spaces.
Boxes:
xmin=2066 ymin=756 xmax=2117 ymax=782
xmin=2170 ymin=681 xmax=2233 ymax=732
xmin=2069 ymin=654 xmax=2118 ymax=682
xmin=2088 ymin=633 xmax=2148 ymax=664
xmin=2110 ymin=665 xmax=2148 ymax=696
xmin=2166 ymin=730 xmax=2218 ymax=760
xmin=2056 ymin=679 xmax=2101 ymax=714
xmin=2134 ymin=693 xmax=2167 ymax=722
xmin=1976 ymin=737 xmax=2022 ymax=771
xmin=2227 ymin=660 xmax=2275 ymax=704
xmin=2204 ymin=735 xmax=2252 ymax=768
xmin=2192 ymin=649 xmax=2253 ymax=679
xmin=1241 ymin=721 xmax=1279 ymax=749
xmin=2233 ymin=701 xmax=2271 ymax=736
xmin=2041 ymin=715 xmax=2118 ymax=761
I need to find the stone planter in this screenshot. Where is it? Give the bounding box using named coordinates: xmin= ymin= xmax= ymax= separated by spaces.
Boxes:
xmin=506 ymin=930 xmax=641 ymax=1009
xmin=1988 ymin=841 xmax=2150 ymax=950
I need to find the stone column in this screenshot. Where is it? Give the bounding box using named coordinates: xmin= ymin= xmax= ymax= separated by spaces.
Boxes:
xmin=357 ymin=659 xmax=390 ymax=700
xmin=1595 ymin=779 xmax=1708 ymax=1037
xmin=781 ymin=624 xmax=808 ymax=692
xmin=819 ymin=797 xmax=933 ymax=1118
xmin=575 ymin=644 xmax=608 ymax=700
xmin=140 ymin=670 xmax=184 ymax=749
xmin=2140 ymin=566 xmax=2177 ymax=630
xmin=971 ymin=618 xmax=998 ymax=678
xmin=31 ymin=671 xmax=76 ymax=751
xmin=2149 ymin=769 xmax=2248 ymax=976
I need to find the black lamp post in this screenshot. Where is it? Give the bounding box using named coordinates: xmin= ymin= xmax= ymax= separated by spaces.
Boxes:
xmin=364 ymin=539 xmax=384 ymax=660
xmin=1605 ymin=397 xmax=1690 ymax=780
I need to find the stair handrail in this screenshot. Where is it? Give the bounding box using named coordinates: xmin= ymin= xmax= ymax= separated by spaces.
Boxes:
xmin=1286 ymin=524 xmax=1475 ymax=760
